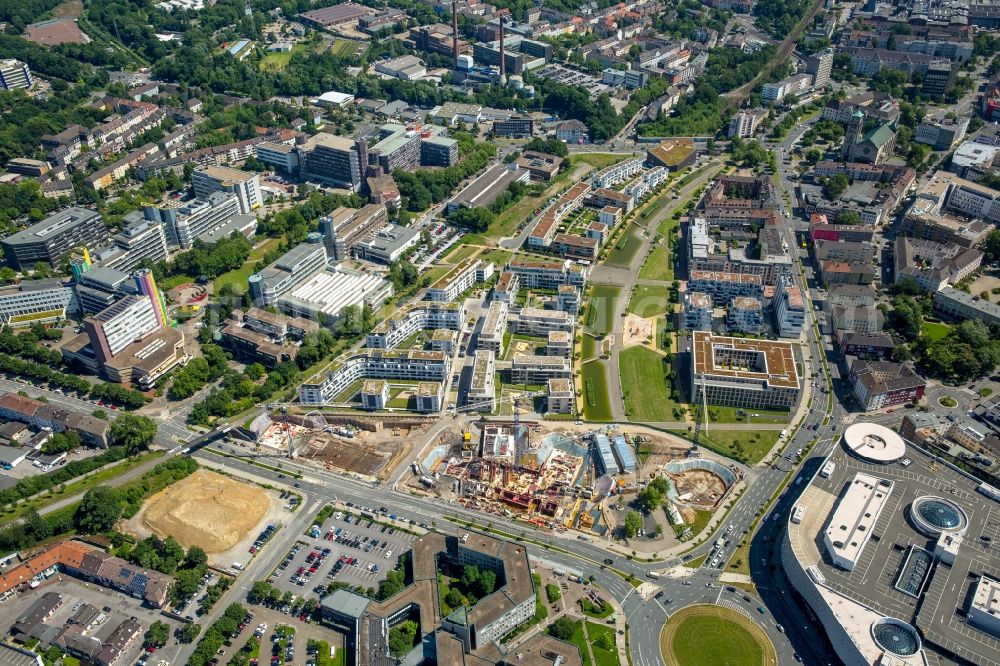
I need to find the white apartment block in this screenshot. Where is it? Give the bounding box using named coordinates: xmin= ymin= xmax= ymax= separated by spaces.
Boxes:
xmin=683 ymin=291 xmax=713 ymax=331
xmin=366 ymin=302 xmax=464 ymax=349
xmin=556 ymin=285 xmax=581 ymax=314
xmin=591 ymin=157 xmax=644 ymax=189
xmin=728 ymin=108 xmax=767 ymax=138
xmin=515 ymin=307 xmax=573 ymax=335
xmin=510 ymin=354 xmax=571 ymax=384
xmin=546 ymin=330 xmax=572 ymax=357
xmin=507 ymin=259 xmax=587 ymax=289
xmin=0 ymin=59 xmax=32 ymax=90
xmin=687 ymin=270 xmax=763 ymax=306
xmin=726 ymin=296 xmax=764 ymax=335
xmin=298 ymin=349 xmax=451 ymax=405
xmin=478 ymin=300 xmax=509 ymax=353
xmin=774 ymin=280 xmax=805 ymax=338
xmin=425 ymin=258 xmax=493 ymax=302
xmin=469 ymin=349 xmax=496 ymax=412
xmin=360 ymin=380 xmax=390 ymax=410
xmin=547 ymin=378 xmax=574 ymax=414
xmin=192 ymin=165 xmax=263 ymax=214
xmin=492 ymin=271 xmax=520 ymax=303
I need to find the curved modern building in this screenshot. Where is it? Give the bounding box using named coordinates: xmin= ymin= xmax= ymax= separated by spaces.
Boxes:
xmin=780 ymin=423 xmax=1000 ymax=665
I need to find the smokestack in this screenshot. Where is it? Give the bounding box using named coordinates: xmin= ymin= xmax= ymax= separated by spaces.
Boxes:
xmin=452 ymin=1 xmax=459 ymax=69
xmin=499 ymin=18 xmax=506 ymax=83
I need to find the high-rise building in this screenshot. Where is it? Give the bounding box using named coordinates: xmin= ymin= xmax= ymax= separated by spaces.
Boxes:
xmin=0 ymin=59 xmax=32 ymax=90
xmin=806 ymin=48 xmax=834 ymax=88
xmin=89 ymin=216 xmax=169 ymax=273
xmin=191 ymin=166 xmax=262 ymax=214
xmin=249 ymin=236 xmax=328 ymax=306
xmin=298 ymin=133 xmax=363 ymax=190
xmin=145 ymin=192 xmax=241 ymax=248
xmin=318 ymin=204 xmax=389 ymax=261
xmin=83 ymin=295 xmax=161 ymax=365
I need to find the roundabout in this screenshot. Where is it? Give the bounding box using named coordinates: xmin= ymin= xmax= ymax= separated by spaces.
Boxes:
xmin=660 ymin=604 xmax=777 ymax=666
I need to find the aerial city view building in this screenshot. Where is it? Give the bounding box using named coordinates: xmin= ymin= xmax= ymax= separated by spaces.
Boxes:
xmin=0 ymin=0 xmax=998 ymax=665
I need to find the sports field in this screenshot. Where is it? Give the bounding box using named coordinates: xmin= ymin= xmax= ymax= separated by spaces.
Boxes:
xmin=660 ymin=605 xmax=776 ymax=666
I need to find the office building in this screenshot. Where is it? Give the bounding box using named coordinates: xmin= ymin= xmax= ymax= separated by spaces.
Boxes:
xmin=492 ymin=116 xmax=534 ymax=138
xmin=447 ymin=164 xmax=530 ymax=213
xmin=0 ymin=278 xmax=77 ymax=328
xmin=915 ymin=116 xmax=969 ymax=151
xmin=249 ymin=237 xmax=328 ymax=307
xmin=89 ymin=217 xmax=168 ymax=274
xmin=0 ymin=59 xmax=32 ymax=90
xmin=277 ymin=264 xmax=392 ymax=321
xmin=806 ymin=48 xmax=834 ymax=88
xmin=191 ymin=166 xmax=262 ymax=214
xmin=420 ymin=135 xmax=459 ymax=167
xmin=352 ymin=224 xmax=419 ymax=264
xmin=932 ymin=286 xmax=1000 ymax=326
xmin=318 ymin=204 xmax=389 ymax=261
xmin=256 ymin=141 xmax=299 ymax=174
xmin=2 ymin=208 xmax=109 ymax=270
xmin=368 ymin=124 xmax=422 ymax=173
xmin=691 ymin=331 xmax=800 ymax=409
xmin=145 ymin=192 xmax=241 ymax=249
xmin=299 ymin=133 xmax=363 ymax=191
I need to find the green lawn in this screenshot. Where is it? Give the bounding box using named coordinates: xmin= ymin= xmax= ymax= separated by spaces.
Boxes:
xmin=260 ymin=46 xmax=302 ymax=71
xmin=921 ymin=320 xmax=951 ymax=341
xmin=443 ymin=244 xmax=480 ymax=263
xmin=638 ymin=243 xmax=673 ymax=281
xmin=660 ymin=605 xmax=775 ymax=666
xmin=604 ymin=227 xmax=643 ymax=267
xmin=706 ymin=405 xmax=791 ymax=424
xmin=585 ymin=285 xmax=621 ymax=336
xmin=620 ymin=346 xmax=681 ymax=422
xmin=549 ymin=619 xmax=593 ymax=666
xmin=160 ymin=274 xmax=195 ymax=290
xmin=330 ymin=39 xmax=365 ymax=57
xmin=627 ymin=284 xmax=670 ymax=318
xmin=580 ymin=597 xmax=614 ymax=619
xmin=581 ymin=361 xmax=613 ymax=422
xmin=478 ymin=249 xmax=513 ymax=266
xmin=586 ymin=621 xmax=620 ymax=666
xmin=571 ymin=153 xmax=630 ymax=170
xmin=675 ymin=428 xmax=780 ymax=465
xmin=214 ymin=237 xmax=282 ymax=295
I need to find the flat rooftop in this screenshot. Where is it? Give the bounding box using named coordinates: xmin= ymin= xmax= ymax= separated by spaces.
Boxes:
xmin=787 ymin=435 xmax=1000 ymax=666
xmin=691 ymin=330 xmax=798 ymax=389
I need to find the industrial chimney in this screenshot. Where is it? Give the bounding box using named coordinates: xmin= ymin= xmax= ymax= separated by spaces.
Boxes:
xmin=452 ymin=1 xmax=459 ymax=69
xmin=499 ymin=17 xmax=507 ymax=85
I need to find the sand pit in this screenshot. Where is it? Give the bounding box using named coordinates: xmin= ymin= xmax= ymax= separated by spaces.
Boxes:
xmin=138 ymin=469 xmax=269 ymax=553
xmin=623 ymin=313 xmax=654 ymax=347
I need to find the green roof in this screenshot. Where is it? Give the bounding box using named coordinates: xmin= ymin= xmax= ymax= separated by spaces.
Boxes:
xmin=864 ymin=124 xmax=895 ymax=149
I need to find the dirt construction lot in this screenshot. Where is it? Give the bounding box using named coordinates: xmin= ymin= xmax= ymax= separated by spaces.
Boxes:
xmin=671 ymin=469 xmax=727 ymax=506
xmin=127 ymin=469 xmax=291 ymax=568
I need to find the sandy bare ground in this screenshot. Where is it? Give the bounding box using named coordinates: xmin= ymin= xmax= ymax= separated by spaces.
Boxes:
xmin=135 ymin=469 xmax=269 ymax=553
xmin=622 ymin=313 xmax=655 ymax=348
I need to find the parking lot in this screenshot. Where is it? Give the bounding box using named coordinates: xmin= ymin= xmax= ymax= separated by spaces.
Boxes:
xmin=0 ymin=576 xmax=183 ymax=666
xmin=215 ymin=606 xmax=345 ymax=666
xmin=269 ymin=510 xmax=418 ymax=596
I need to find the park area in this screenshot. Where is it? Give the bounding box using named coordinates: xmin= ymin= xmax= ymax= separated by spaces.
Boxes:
xmin=619 ymin=346 xmax=683 ymax=422
xmin=627 ymin=283 xmax=670 ymax=317
xmin=660 ymin=605 xmax=776 ymax=666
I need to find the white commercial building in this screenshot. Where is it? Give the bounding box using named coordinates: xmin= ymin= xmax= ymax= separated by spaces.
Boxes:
xmin=0 ymin=59 xmax=32 ymax=90
xmin=278 ymin=264 xmax=393 ymax=320
xmin=192 ymin=165 xmax=263 ymax=214
xmin=968 ymin=575 xmax=1000 ymax=638
xmin=774 ymin=279 xmax=806 ymax=338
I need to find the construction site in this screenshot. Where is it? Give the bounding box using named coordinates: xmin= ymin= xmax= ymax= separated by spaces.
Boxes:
xmin=226 ymin=411 xmax=434 ymax=482
xmin=400 ymin=421 xmax=720 ymax=537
